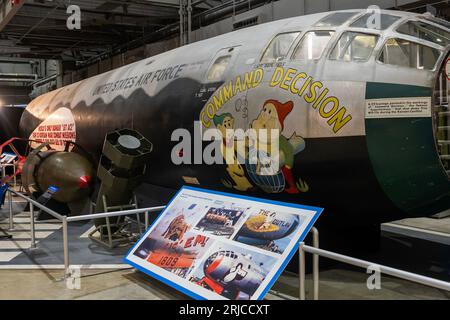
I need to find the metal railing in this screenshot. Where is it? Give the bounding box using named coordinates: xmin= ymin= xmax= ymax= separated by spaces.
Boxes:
xmin=7 ymin=188 xmax=165 ymax=278
xmin=298 ymin=227 xmax=319 ymax=300
xmin=6 ymin=188 xmax=450 ymax=299
xmin=298 ymin=232 xmax=450 ymax=300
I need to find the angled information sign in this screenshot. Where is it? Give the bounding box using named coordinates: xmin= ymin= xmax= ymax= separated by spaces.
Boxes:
xmin=125 ymin=186 xmax=323 ymax=300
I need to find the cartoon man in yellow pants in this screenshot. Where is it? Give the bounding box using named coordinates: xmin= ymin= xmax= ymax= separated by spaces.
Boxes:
xmin=213 ymin=113 xmax=253 ymax=192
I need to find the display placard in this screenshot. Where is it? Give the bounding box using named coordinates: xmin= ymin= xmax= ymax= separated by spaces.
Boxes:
xmin=365 ymin=97 xmax=432 ymax=118
xmin=124 ymin=186 xmax=323 ymax=300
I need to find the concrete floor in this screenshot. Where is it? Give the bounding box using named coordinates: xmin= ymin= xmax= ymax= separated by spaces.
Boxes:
xmin=0 ymin=268 xmax=184 ymax=300
xmin=273 ymin=269 xmax=450 ymax=300
xmin=0 ymin=267 xmax=448 ymax=300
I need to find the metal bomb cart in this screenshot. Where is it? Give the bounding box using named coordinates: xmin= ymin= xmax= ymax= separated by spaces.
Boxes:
xmin=89 ymin=129 xmax=153 ymax=248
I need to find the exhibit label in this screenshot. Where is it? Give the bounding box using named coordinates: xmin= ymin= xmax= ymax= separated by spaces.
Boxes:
xmin=124 ymin=186 xmax=322 ymax=300
xmin=365 ymin=97 xmax=432 ymax=119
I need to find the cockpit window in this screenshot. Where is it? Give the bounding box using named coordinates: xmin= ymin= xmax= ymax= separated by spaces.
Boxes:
xmin=397 ymin=21 xmax=450 ymax=47
xmin=350 ymin=13 xmax=400 ymax=30
xmin=378 ymin=38 xmax=441 ymax=70
xmin=330 ymin=32 xmax=378 ymax=62
xmin=260 ymin=32 xmax=300 ymax=63
xmin=292 ymin=31 xmax=335 ymax=61
xmin=423 ymin=16 xmax=450 ymax=30
xmin=207 ymin=55 xmax=231 ymax=81
xmin=314 ymin=12 xmax=358 ymax=27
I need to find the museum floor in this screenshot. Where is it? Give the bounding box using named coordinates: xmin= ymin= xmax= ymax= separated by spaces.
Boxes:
xmin=0 ymin=267 xmax=448 ymax=300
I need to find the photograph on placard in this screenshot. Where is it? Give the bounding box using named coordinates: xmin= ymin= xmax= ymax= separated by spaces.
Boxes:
xmin=233 ymin=208 xmax=303 ymax=254
xmin=188 ymin=241 xmax=276 ymax=300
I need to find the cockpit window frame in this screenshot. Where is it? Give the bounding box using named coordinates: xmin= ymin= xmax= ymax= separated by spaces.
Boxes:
xmin=259 ymin=31 xmax=303 ymax=64
xmin=290 ymin=29 xmax=337 ymax=62
xmin=349 ymin=13 xmax=402 ymax=30
xmin=205 ymin=45 xmax=241 ymax=82
xmin=328 ymin=30 xmax=380 ymax=63
xmin=314 ymin=11 xmax=360 ymax=28
xmin=375 ymin=36 xmax=443 ymax=72
xmin=421 ymin=16 xmax=450 ymax=31
xmin=395 ymin=19 xmax=450 ymax=47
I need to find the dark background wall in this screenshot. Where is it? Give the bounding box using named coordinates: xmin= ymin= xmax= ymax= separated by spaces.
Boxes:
xmin=0 ymin=106 xmax=24 ymax=144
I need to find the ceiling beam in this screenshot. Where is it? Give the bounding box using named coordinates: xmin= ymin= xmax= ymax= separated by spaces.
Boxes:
xmin=23 ymin=1 xmax=179 ymax=19
xmin=0 ymin=0 xmax=24 ymax=32
xmin=14 ymin=10 xmax=171 ymax=27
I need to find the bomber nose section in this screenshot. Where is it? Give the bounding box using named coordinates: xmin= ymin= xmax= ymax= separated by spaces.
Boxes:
xmin=36 ymin=152 xmax=95 ymax=203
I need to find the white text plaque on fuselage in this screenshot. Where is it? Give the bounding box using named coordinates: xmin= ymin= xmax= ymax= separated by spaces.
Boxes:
xmin=365 ymin=97 xmax=432 ymax=119
xmin=124 ymin=186 xmax=322 ymax=300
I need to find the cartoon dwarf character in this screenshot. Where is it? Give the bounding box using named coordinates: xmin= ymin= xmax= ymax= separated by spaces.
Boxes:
xmin=213 ymin=113 xmax=253 ymax=192
xmin=250 ymin=99 xmax=306 ymax=194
